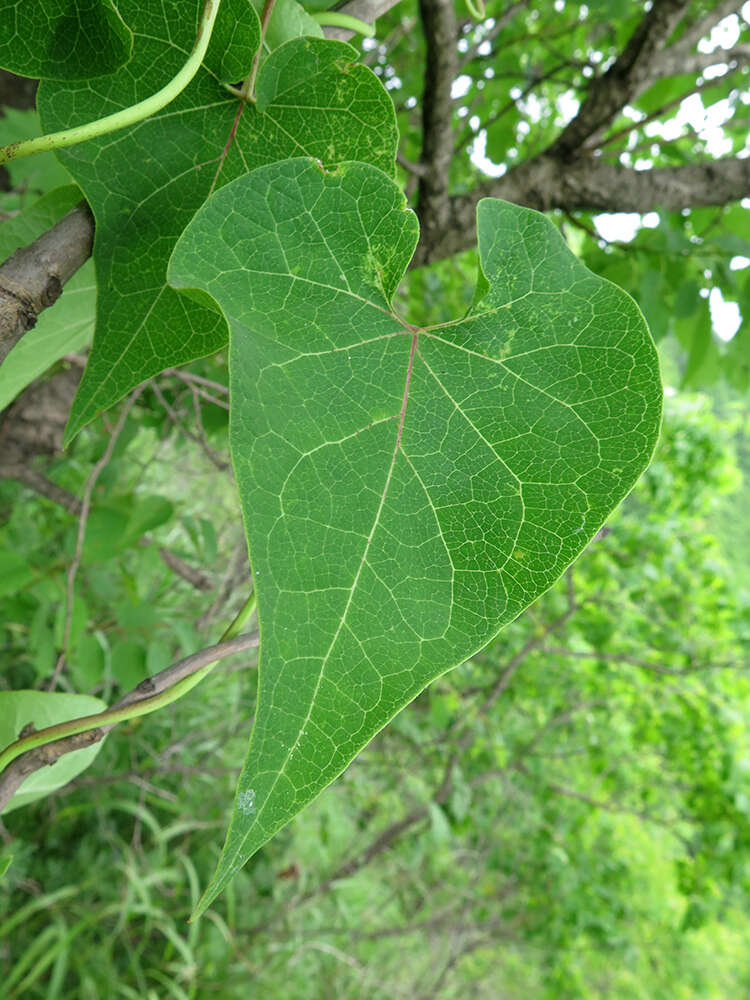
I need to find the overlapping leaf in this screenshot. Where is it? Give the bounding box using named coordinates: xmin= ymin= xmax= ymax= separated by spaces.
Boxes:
xmin=36 ymin=0 xmax=398 ymax=442
xmin=169 ymin=158 xmax=662 ymax=913
xmin=0 ymin=0 xmax=132 ymax=80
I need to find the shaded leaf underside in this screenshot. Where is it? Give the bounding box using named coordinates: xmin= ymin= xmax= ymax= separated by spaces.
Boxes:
xmin=0 ymin=0 xmax=132 ymax=80
xmin=168 ymin=158 xmax=663 ymax=913
xmin=36 ymin=0 xmax=397 ymax=441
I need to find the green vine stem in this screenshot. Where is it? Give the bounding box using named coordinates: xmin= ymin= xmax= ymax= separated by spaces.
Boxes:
xmin=464 ymin=0 xmax=486 ymax=20
xmin=220 ymin=591 xmax=257 ymax=642
xmin=0 ymin=594 xmax=257 ymax=777
xmin=0 ymin=0 xmax=223 ymax=166
xmin=311 ymin=12 xmax=376 ymax=36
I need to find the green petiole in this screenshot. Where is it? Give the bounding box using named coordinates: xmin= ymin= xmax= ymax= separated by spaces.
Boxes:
xmin=465 ymin=0 xmax=486 ymax=19
xmin=311 ymin=12 xmax=376 ymax=36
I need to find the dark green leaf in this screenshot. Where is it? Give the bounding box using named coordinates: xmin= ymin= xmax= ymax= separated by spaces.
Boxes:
xmin=0 ymin=0 xmax=132 ymax=80
xmin=37 ymin=0 xmax=397 ymax=442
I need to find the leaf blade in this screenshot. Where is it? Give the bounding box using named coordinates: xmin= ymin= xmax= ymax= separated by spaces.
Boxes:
xmin=0 ymin=0 xmax=132 ymax=80
xmin=36 ymin=1 xmax=397 ymax=442
xmin=169 ymin=158 xmax=662 ymax=914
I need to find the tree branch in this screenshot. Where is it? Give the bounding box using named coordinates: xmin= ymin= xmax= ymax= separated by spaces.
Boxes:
xmin=416 ymin=0 xmax=459 ymax=250
xmin=666 ymin=0 xmax=743 ymax=59
xmin=412 ymin=154 xmax=750 ymax=267
xmin=550 ymin=0 xmax=690 ymax=159
xmin=0 ymin=201 xmax=94 ymax=364
xmin=652 ymin=41 xmax=750 ymax=81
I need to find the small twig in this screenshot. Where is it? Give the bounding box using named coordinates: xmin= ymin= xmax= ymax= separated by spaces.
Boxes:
xmin=152 ymin=381 xmax=229 ymax=470
xmin=48 ymin=386 xmax=145 ymax=692
xmin=198 ymin=544 xmax=250 ymax=631
xmin=518 ymin=766 xmax=692 ymax=847
xmin=539 ymin=646 xmax=741 ymax=677
xmin=361 ymin=16 xmax=415 ymax=66
xmin=153 ymin=544 xmax=213 ymax=592
xmin=397 ymin=150 xmax=427 ymax=176
xmin=161 ymin=368 xmax=228 ymax=395
xmin=0 ymin=461 xmax=215 ymax=592
xmin=459 ymin=0 xmax=528 ymax=68
xmin=453 ymin=61 xmax=571 ymax=155
xmin=0 ymin=464 xmax=82 ymax=515
xmin=595 ymin=75 xmax=720 ymax=151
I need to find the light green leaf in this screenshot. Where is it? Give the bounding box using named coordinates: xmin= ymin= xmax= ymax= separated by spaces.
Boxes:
xmin=0 ymin=185 xmax=95 ymax=410
xmin=110 ymin=640 xmax=147 ymax=689
xmin=123 ymin=495 xmax=174 ymax=544
xmin=0 ymin=109 xmax=73 ymax=212
xmin=484 ymin=108 xmax=521 ymax=163
xmin=0 ymin=691 xmax=107 ymax=813
xmin=0 ymin=0 xmax=132 ymax=80
xmin=169 ymin=158 xmax=662 ymax=914
xmin=36 ymin=0 xmax=397 ymax=443
xmin=253 ymin=0 xmax=323 ymax=52
xmin=0 ymin=550 xmax=33 ymax=596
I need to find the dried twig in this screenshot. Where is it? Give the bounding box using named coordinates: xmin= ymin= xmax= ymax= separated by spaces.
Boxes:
xmin=48 ymin=386 xmax=145 ymax=691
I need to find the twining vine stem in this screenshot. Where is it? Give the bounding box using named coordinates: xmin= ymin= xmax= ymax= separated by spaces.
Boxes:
xmin=0 ymin=0 xmax=223 ymax=165
xmin=312 ymin=12 xmax=376 ymax=35
xmin=0 ymin=593 xmax=258 ymax=805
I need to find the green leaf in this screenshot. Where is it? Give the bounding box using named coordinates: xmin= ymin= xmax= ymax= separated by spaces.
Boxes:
xmin=0 ymin=691 xmax=107 ymax=813
xmin=0 ymin=550 xmax=34 ymax=596
xmin=122 ymin=495 xmax=174 ymax=544
xmin=0 ymin=185 xmax=95 ymax=410
xmin=0 ymin=0 xmax=132 ymax=80
xmin=253 ymin=0 xmax=323 ymax=52
xmin=484 ymin=108 xmax=521 ymax=163
xmin=70 ymin=633 xmax=105 ymax=690
xmin=79 ymin=506 xmax=130 ymax=562
xmin=169 ymin=158 xmax=662 ymax=914
xmin=37 ymin=0 xmax=397 ymax=443
xmin=110 ymin=639 xmax=147 ymax=689
xmin=0 ymin=108 xmax=72 ymax=211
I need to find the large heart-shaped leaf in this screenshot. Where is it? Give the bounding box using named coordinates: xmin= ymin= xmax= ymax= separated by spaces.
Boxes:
xmin=36 ymin=0 xmax=397 ymax=442
xmin=0 ymin=0 xmax=132 ymax=80
xmin=169 ymin=158 xmax=662 ymax=914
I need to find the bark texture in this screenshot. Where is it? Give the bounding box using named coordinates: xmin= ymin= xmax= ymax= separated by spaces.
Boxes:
xmin=0 ymin=202 xmax=94 ymax=364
